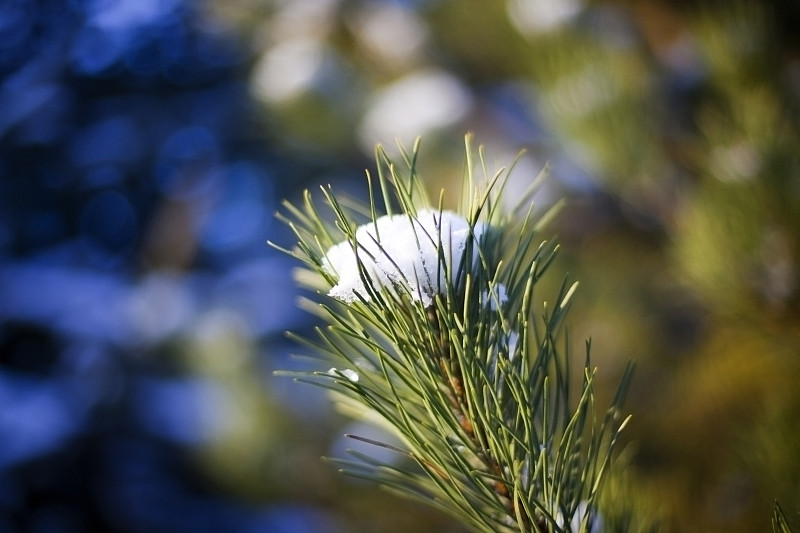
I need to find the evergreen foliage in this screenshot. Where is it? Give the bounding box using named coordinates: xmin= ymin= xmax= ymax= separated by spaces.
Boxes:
xmin=274 ymin=138 xmax=634 ymax=532
xmin=774 ymin=501 xmax=794 ymax=533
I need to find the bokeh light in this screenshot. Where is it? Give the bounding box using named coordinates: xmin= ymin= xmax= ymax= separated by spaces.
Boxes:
xmin=2 ymin=0 xmax=799 ymax=531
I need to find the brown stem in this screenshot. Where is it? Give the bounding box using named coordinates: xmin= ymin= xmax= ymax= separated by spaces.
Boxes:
xmin=425 ymin=300 xmax=534 ymax=531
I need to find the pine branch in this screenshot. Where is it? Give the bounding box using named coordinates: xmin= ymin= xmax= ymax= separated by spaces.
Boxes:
xmin=272 ymin=135 xmax=633 ymax=532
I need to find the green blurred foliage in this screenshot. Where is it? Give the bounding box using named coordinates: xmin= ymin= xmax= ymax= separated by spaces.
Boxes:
xmin=198 ymin=0 xmax=800 ymax=531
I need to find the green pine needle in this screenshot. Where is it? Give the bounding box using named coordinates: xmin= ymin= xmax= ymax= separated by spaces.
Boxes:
xmin=272 ymin=135 xmax=633 ymax=533
xmin=773 ymin=501 xmax=795 ymax=533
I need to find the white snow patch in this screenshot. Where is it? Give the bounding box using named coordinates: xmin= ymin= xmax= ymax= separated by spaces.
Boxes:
xmin=328 ymin=367 xmax=360 ymax=382
xmin=323 ymin=209 xmax=484 ymax=306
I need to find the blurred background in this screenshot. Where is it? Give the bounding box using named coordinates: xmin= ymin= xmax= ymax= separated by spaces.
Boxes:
xmin=1 ymin=0 xmax=799 ymax=531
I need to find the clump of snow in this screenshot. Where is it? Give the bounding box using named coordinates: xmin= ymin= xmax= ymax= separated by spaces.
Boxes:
xmin=323 ymin=209 xmax=484 ymax=306
xmin=328 ymin=367 xmax=360 ymax=382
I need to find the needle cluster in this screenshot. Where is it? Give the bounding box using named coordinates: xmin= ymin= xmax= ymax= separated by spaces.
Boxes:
xmin=273 ymin=137 xmax=633 ymax=532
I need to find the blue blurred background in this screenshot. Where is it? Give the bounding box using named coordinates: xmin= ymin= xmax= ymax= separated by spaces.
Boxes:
xmin=2 ymin=0 xmax=800 ymax=532
xmin=0 ymin=1 xmax=357 ymax=531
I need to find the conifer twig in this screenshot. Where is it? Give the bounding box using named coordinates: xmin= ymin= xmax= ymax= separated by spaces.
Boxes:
xmin=272 ymin=136 xmax=633 ymax=532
